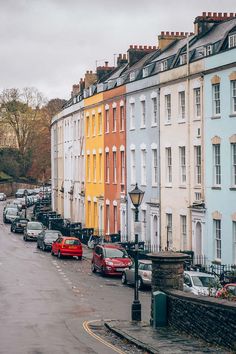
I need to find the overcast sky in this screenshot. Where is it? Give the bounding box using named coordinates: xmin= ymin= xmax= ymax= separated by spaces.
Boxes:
xmin=0 ymin=0 xmax=236 ymax=101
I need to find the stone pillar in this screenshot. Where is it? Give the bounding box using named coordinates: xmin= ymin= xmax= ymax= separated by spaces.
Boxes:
xmin=148 ymin=252 xmax=189 ymax=325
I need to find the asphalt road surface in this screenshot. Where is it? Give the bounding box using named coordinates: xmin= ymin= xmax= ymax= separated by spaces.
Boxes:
xmin=0 ymin=202 xmax=151 ymax=354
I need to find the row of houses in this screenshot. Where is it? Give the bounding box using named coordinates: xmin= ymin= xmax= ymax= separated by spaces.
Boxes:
xmin=51 ymin=12 xmax=236 ymax=265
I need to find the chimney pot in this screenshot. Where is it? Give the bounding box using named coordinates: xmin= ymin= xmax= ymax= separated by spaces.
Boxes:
xmin=105 ymin=61 xmax=108 ymax=67
xmin=224 ymin=12 xmax=227 ymax=17
xmin=161 ymin=31 xmax=164 ymax=35
xmin=166 ymin=31 xmax=169 ymax=35
xmin=171 ymin=31 xmax=174 ymax=35
xmin=208 ymin=12 xmax=212 ymax=16
xmin=144 ymin=45 xmax=147 ymax=49
xmin=202 ymin=12 xmax=206 ymax=17
xmin=181 ymin=31 xmax=184 ymax=35
xmin=139 ymin=45 xmax=142 ymax=49
xmin=218 ymin=12 xmax=222 ymax=17
xmin=230 ymin=12 xmax=234 ymax=17
xmin=134 ymin=45 xmax=137 ymax=49
xmin=86 ymin=70 xmax=89 ymax=74
xmin=176 ymin=31 xmax=179 ymax=35
xmin=213 ymin=12 xmax=217 ymax=17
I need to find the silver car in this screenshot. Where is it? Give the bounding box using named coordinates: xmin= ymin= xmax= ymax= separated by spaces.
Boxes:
xmin=121 ymin=259 xmax=152 ymax=289
xmin=23 ymin=221 xmax=44 ymax=241
xmin=4 ymin=208 xmax=20 ymax=223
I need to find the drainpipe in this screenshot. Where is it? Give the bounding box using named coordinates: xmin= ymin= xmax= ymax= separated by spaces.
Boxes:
xmin=158 ymin=87 xmax=162 ymax=251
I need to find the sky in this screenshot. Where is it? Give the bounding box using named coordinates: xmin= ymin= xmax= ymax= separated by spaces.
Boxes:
xmin=0 ymin=0 xmax=236 ymax=101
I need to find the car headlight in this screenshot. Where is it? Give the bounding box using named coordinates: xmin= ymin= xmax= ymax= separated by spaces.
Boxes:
xmin=106 ymin=261 xmax=114 ymax=266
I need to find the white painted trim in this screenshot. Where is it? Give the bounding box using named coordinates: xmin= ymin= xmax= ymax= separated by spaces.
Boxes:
xmin=92 ymin=149 xmax=96 ymax=155
xmin=120 ymin=145 xmax=125 ymax=151
xmin=87 ymin=196 xmax=91 ymax=201
xmin=105 ymin=104 xmax=109 ymax=110
xmin=140 ymin=143 xmax=146 ymax=150
xmin=164 ymin=142 xmax=172 ymax=148
xmin=105 ymin=146 xmax=109 ymax=153
xmin=192 ymin=80 xmax=201 ymax=89
xmin=151 ymin=143 xmax=157 ymax=149
xmin=112 ymin=145 xmax=117 ymax=152
xmin=98 ymin=108 xmax=102 ymax=113
xmin=151 ymin=91 xmax=157 ymax=99
xmin=113 ymin=200 xmax=118 ymax=206
xmin=130 ymin=144 xmax=135 ymax=150
xmin=177 ymin=84 xmax=185 ymax=92
xmin=179 ymin=209 xmax=187 ymax=216
xmin=93 ymin=197 xmax=97 ymax=202
xmin=98 ymin=148 xmax=103 ymax=154
xmin=139 ymin=94 xmax=146 ymax=102
xmin=86 ymin=150 xmax=90 ymax=155
xmin=112 ymin=102 xmax=117 ymax=108
xmin=129 ymin=97 xmax=135 ymax=104
xmin=92 ymin=109 xmax=95 ymax=115
xmin=120 ymin=100 xmax=124 ymax=107
xmin=106 ymin=199 xmax=110 ymax=205
xmin=165 ymin=207 xmax=172 ymax=214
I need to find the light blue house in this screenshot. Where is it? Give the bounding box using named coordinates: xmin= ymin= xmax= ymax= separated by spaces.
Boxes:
xmin=204 ymin=19 xmax=236 ymax=264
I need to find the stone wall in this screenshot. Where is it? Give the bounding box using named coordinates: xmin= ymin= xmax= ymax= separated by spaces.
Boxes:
xmin=166 ymin=289 xmax=236 ymax=351
xmin=0 ymin=182 xmax=39 ymax=197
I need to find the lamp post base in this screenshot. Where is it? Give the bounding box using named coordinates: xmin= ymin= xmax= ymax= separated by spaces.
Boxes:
xmin=131 ymin=300 xmax=141 ymax=321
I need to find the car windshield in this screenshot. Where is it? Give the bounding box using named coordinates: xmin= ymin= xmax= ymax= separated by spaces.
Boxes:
xmin=7 ymin=209 xmax=18 ymax=215
xmin=28 ymin=222 xmax=43 ymax=230
xmin=192 ymin=276 xmax=214 ymax=287
xmin=64 ymin=239 xmax=80 ymax=245
xmin=104 ymin=248 xmax=128 ymax=258
xmin=45 ymin=233 xmax=59 ymax=241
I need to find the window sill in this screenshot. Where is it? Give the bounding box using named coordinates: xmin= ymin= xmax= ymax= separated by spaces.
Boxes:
xmin=229 ymin=114 xmax=236 ymax=118
xmin=129 ymin=127 xmax=135 ymax=131
xmin=194 ymin=185 xmax=202 ymax=189
xmin=211 ymin=186 xmax=221 ymax=190
xmin=151 ymin=184 xmax=158 ymax=188
xmin=229 ymin=187 xmax=236 ymax=191
xmin=211 ymin=115 xmax=221 ymax=120
xmin=151 ymin=123 xmax=158 ymax=127
xmin=179 ymin=185 xmax=187 ymax=189
xmin=119 ymin=129 xmax=125 ymax=132
xmin=165 ymin=184 xmax=172 ymax=188
xmin=140 ymin=126 xmax=146 ymax=129
xmin=193 ymin=117 xmax=201 ymax=121
xmin=164 ymin=121 xmax=172 ymax=126
xmin=177 ymin=119 xmax=186 ymax=124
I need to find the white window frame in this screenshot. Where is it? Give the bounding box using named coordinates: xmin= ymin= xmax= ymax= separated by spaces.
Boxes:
xmin=87 ymin=154 xmax=90 ymax=182
xmin=166 ymin=147 xmax=172 ymax=184
xmin=231 ymin=143 xmax=236 ymax=186
xmin=166 ymin=213 xmax=173 ymax=248
xmin=86 ymin=116 xmax=90 ymax=137
xmin=93 ymin=154 xmax=96 ymax=182
xmin=233 ymin=221 xmax=236 ymax=263
xmin=92 ymin=113 xmax=96 ymax=136
xmin=141 ymin=100 xmax=146 ymax=128
xmin=152 ymin=149 xmax=158 ymax=186
xmin=114 ymin=205 xmax=118 ymax=233
xmin=194 ymin=87 xmax=201 ymax=119
xmin=231 ymin=80 xmax=236 ymax=114
xmin=194 ymin=146 xmax=201 ymax=185
xmin=178 ymin=91 xmax=185 ymax=120
xmin=204 ymin=44 xmax=213 ymax=56
xmin=98 ymin=112 xmax=102 ymax=135
xmin=152 ymin=97 xmax=158 ymax=126
xmin=130 ymin=102 xmax=135 ymax=130
xmin=121 ymin=150 xmax=125 ymax=185
xmin=120 ymin=105 xmax=125 ymax=131
xmin=179 ymin=53 xmax=187 ymax=65
xmin=212 ymin=83 xmax=220 ymax=116
xmin=179 ymin=146 xmax=186 ymax=184
xmin=131 ymin=150 xmax=136 ymax=185
xmin=113 ymin=151 xmax=117 ymax=183
xmin=213 ymin=144 xmax=221 ymax=186
xmin=161 ymin=60 xmax=168 ymax=71
xmin=180 ymin=215 xmax=187 ymax=250
xmin=141 ymin=149 xmax=147 ymax=186
xmin=105 ymin=152 xmax=109 ymax=183
xmin=112 ymin=107 xmax=117 ymax=132
xmin=229 ymin=33 xmax=236 ymax=48
xmin=99 ymin=152 xmax=102 ymax=182
xmin=214 ymin=219 xmax=221 ymax=260
xmin=165 ymin=94 xmax=171 ymax=123
xmin=105 ymin=109 xmax=109 ymax=133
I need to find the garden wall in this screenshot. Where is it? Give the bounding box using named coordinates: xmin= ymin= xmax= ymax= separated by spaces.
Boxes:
xmin=166 ymin=289 xmax=236 ymax=351
xmin=0 ymin=182 xmax=38 ymax=197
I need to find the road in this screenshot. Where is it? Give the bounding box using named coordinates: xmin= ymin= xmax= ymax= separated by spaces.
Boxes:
xmin=0 ymin=202 xmax=151 ymax=354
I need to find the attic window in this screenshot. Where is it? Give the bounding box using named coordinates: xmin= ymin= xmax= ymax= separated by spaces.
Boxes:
xmin=130 ymin=72 xmax=136 ymax=81
xmin=143 ymin=67 xmax=149 ymax=77
xmin=179 ymin=53 xmax=187 ymax=65
xmin=204 ymin=44 xmax=213 ymax=56
xmin=117 ymin=77 xmax=123 ymax=86
xmin=161 ymin=60 xmax=168 ymax=71
xmin=229 ymin=33 xmax=236 ymax=48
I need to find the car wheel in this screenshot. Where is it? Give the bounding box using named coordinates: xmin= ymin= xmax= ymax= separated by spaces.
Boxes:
xmin=77 ymin=256 xmax=82 ymax=261
xmin=42 ymin=243 xmax=46 ymax=252
xmin=24 ymin=235 xmax=28 ymax=241
xmin=101 ymin=266 xmax=106 ymax=277
xmin=58 ymin=251 xmax=63 ymax=259
xmin=121 ymin=272 xmax=127 ymax=285
xmin=36 ymin=242 xmax=40 ymax=249
xmin=138 ymin=277 xmax=143 ymax=290
xmin=51 ymin=249 xmax=55 ymax=256
xmin=10 ymin=225 xmax=13 ymax=232
xmin=91 ymin=263 xmax=96 ymax=273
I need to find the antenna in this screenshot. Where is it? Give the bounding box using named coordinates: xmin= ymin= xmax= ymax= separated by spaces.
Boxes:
xmin=95 ymin=59 xmax=107 ymax=69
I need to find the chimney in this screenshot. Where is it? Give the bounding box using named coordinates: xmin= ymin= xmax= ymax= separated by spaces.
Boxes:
xmin=84 ymin=70 xmax=97 ymax=89
xmin=158 ymin=31 xmax=192 ymax=50
xmin=117 ymin=53 xmax=128 ymax=67
xmin=194 ymin=12 xmax=236 ymax=35
xmin=96 ymin=61 xmax=115 ymax=81
xmin=127 ymin=45 xmax=157 ymax=66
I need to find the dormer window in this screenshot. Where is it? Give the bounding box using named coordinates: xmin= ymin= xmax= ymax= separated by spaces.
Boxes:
xmin=161 ymin=60 xmax=168 ymax=71
xmin=143 ymin=67 xmax=149 ymax=77
xmin=179 ymin=53 xmax=187 ymax=65
xmin=117 ymin=77 xmax=123 ymax=86
xmin=130 ymin=72 xmax=136 ymax=81
xmin=204 ymin=44 xmax=213 ymax=56
xmin=229 ymin=33 xmax=236 ymax=48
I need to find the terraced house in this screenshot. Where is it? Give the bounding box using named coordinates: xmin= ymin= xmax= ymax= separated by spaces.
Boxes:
xmin=51 ymin=12 xmax=236 ymax=265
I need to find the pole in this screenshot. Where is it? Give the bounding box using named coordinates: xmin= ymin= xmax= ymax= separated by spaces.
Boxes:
xmin=24 ymin=191 xmax=27 ymax=219
xmin=131 ymin=208 xmax=141 ymax=321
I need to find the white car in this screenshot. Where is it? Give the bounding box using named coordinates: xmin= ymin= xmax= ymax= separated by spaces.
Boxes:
xmin=0 ymin=192 xmax=7 ymax=201
xmin=4 ymin=208 xmax=21 ymax=223
xmin=23 ymin=221 xmax=44 ymax=241
xmin=183 ymin=271 xmax=217 ymax=296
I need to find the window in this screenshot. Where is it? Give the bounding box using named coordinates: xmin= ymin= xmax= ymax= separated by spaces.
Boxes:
xmin=141 ymin=101 xmax=146 ymax=127
xmin=152 ymin=149 xmax=158 ymax=186
xmin=229 ymin=33 xmax=236 ymax=48
xmin=98 ymin=112 xmax=102 ymax=135
xmin=113 ymin=151 xmax=117 ymax=183
xmin=121 ymin=151 xmax=125 ymax=184
xmin=87 ymin=155 xmax=90 ymax=182
xmin=195 ymin=192 xmax=201 ymax=201
xmin=106 ymin=205 xmax=110 ymax=234
xmin=166 ymin=213 xmax=172 ymax=249
xmin=152 ymin=97 xmax=158 ymax=125
xmin=114 ymin=206 xmax=118 ymax=233
xmin=86 ymin=116 xmax=90 ymax=137
xmin=179 ymin=146 xmax=186 ymax=184
xmin=141 ymin=210 xmax=146 ymax=241
xmin=130 ymin=72 xmax=135 ymax=81
xmin=92 ymin=114 xmax=96 ymax=136
xmin=93 ymin=154 xmax=96 ymax=182
xmin=231 ymin=143 xmax=236 ymax=186
xmin=165 ymin=94 xmax=171 ymax=122
xmin=131 ymin=150 xmax=136 ymax=184
xmin=194 ymin=146 xmax=201 ymax=185
xmin=194 ymin=88 xmax=201 ymax=118
xmin=180 ymin=215 xmax=187 ymax=250
xmin=214 ymin=219 xmax=221 ymax=260
xmin=204 ymin=44 xmax=212 ymax=56
xmin=105 ymin=152 xmax=109 ymax=183
xmin=130 ymin=103 xmax=135 ymax=129
xmin=120 ymin=106 xmax=125 ymax=131
xmin=143 ymin=67 xmax=149 ymax=77
xmin=231 ymin=80 xmax=236 ymax=114
xmin=112 ymin=108 xmax=117 ymax=132
xmin=233 ymin=221 xmax=236 ymax=263
xmin=213 ymin=144 xmax=221 ymax=186
xmin=212 ymin=84 xmax=220 ymax=116
xmin=99 ymin=153 xmax=102 ymax=182
xmin=166 ymin=147 xmax=172 ymax=184
xmin=179 ymin=53 xmax=187 ymax=65
xmin=141 ymin=149 xmax=147 ymax=185
xmin=105 ymin=109 xmax=109 ymax=133
xmin=178 ymin=91 xmax=185 ymax=120
xmin=161 ymin=60 xmax=168 ymax=71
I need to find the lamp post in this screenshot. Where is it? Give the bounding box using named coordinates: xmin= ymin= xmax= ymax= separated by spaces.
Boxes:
xmin=24 ymin=189 xmax=28 ymax=219
xmin=129 ymin=183 xmax=145 ymax=321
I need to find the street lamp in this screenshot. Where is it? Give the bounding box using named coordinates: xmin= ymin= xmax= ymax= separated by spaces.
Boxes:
xmin=24 ymin=189 xmax=28 ymax=219
xmin=129 ymin=183 xmax=145 ymax=321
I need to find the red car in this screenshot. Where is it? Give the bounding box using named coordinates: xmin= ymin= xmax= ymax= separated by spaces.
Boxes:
xmin=216 ymin=283 xmax=236 ymax=298
xmin=51 ymin=236 xmax=83 ymax=260
xmin=91 ymin=243 xmax=132 ymax=276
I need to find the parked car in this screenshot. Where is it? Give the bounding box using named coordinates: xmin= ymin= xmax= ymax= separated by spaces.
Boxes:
xmin=0 ymin=192 xmax=7 ymax=201
xmin=10 ymin=217 xmax=29 ymax=233
xmin=23 ymin=221 xmax=44 ymax=241
xmin=91 ymin=243 xmax=132 ymax=276
xmin=37 ymin=230 xmax=63 ymax=251
xmin=183 ymin=271 xmax=217 ymax=296
xmin=15 ymin=189 xmax=25 ymax=198
xmin=4 ymin=208 xmax=21 ymax=223
xmin=51 ymin=236 xmax=83 ymax=260
xmin=121 ymin=259 xmax=152 ymax=289
xmin=216 ymin=283 xmax=236 ymax=298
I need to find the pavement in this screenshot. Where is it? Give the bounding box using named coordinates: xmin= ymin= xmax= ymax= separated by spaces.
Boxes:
xmin=104 ymin=320 xmax=231 ymax=354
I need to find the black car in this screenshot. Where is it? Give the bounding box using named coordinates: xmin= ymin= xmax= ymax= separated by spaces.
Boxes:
xmin=37 ymin=230 xmax=63 ymax=251
xmin=10 ymin=217 xmax=29 ymax=233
